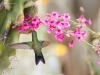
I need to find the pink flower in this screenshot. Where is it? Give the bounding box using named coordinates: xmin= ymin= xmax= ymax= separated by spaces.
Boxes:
xmin=66 ymin=33 xmax=70 ymax=37
xmin=98 ymin=48 xmax=100 ymax=54
xmin=73 ymin=28 xmax=81 ymax=36
xmin=81 ymin=30 xmax=87 ymax=36
xmin=98 ymin=58 xmax=100 ymax=64
xmin=78 ymin=15 xmax=92 ymax=25
xmin=68 ymin=40 xmax=74 ymax=47
xmin=61 ymin=13 xmax=71 ymax=20
xmin=54 ymin=28 xmax=65 ymax=42
xmin=76 ymin=34 xmax=83 ymax=41
xmin=31 ymin=17 xmax=41 ymax=25
xmin=46 ymin=13 xmax=51 ymax=18
xmin=12 ymin=25 xmax=17 ymax=29
xmin=29 ymin=23 xmax=40 ymax=30
xmin=56 ymin=20 xmax=61 ymax=25
xmin=64 ymin=21 xmax=70 ymax=27
xmin=58 ymin=21 xmax=65 ymax=28
xmin=29 ymin=17 xmax=41 ymax=30
xmin=66 ymin=30 xmax=74 ymax=37
xmin=29 ymin=23 xmax=35 ymax=30
xmin=78 ymin=15 xmax=86 ymax=23
xmin=22 ymin=22 xmax=29 ymax=30
xmin=43 ymin=18 xmax=49 ymax=25
xmin=73 ymin=28 xmax=83 ymax=41
xmin=17 ymin=22 xmax=30 ymax=32
xmin=52 ymin=11 xmax=60 ymax=18
xmin=24 ymin=13 xmax=32 ymax=20
xmin=58 ymin=21 xmax=70 ymax=29
xmin=47 ymin=25 xmax=55 ymax=34
xmin=18 ymin=26 xmax=25 ymax=32
xmin=55 ymin=33 xmax=65 ymax=42
xmin=47 ymin=28 xmax=52 ymax=34
xmin=84 ymin=18 xmax=92 ymax=25
xmin=55 ymin=28 xmax=63 ymax=34
xmin=49 ymin=20 xmax=56 ymax=25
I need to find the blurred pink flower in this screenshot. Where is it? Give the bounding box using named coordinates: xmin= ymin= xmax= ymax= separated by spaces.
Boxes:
xmin=43 ymin=18 xmax=49 ymax=25
xmin=78 ymin=15 xmax=92 ymax=25
xmin=52 ymin=11 xmax=60 ymax=18
xmin=24 ymin=13 xmax=32 ymax=20
xmin=49 ymin=20 xmax=56 ymax=25
xmin=18 ymin=26 xmax=25 ymax=32
xmin=81 ymin=30 xmax=87 ymax=36
xmin=66 ymin=30 xmax=74 ymax=37
xmin=64 ymin=21 xmax=70 ymax=27
xmin=47 ymin=25 xmax=55 ymax=34
xmin=98 ymin=58 xmax=100 ymax=64
xmin=55 ymin=33 xmax=65 ymax=42
xmin=29 ymin=23 xmax=35 ymax=30
xmin=58 ymin=21 xmax=70 ymax=29
xmin=31 ymin=17 xmax=41 ymax=25
xmin=61 ymin=13 xmax=71 ymax=20
xmin=73 ymin=28 xmax=86 ymax=41
xmin=22 ymin=22 xmax=29 ymax=30
xmin=56 ymin=20 xmax=61 ymax=25
xmin=69 ymin=40 xmax=74 ymax=47
xmin=46 ymin=13 xmax=51 ymax=18
xmin=78 ymin=15 xmax=86 ymax=23
xmin=84 ymin=18 xmax=92 ymax=25
xmin=29 ymin=17 xmax=41 ymax=30
xmin=58 ymin=21 xmax=65 ymax=28
xmin=55 ymin=28 xmax=63 ymax=34
xmin=12 ymin=25 xmax=17 ymax=29
xmin=76 ymin=34 xmax=83 ymax=41
xmin=98 ymin=47 xmax=100 ymax=54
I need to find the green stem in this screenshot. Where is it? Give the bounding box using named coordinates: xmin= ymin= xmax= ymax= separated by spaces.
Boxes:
xmin=83 ymin=26 xmax=96 ymax=35
xmin=69 ymin=20 xmax=96 ymax=35
xmin=69 ymin=20 xmax=97 ymax=49
xmin=82 ymin=40 xmax=94 ymax=48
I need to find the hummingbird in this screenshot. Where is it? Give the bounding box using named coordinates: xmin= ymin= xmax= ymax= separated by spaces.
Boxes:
xmin=9 ymin=30 xmax=51 ymax=65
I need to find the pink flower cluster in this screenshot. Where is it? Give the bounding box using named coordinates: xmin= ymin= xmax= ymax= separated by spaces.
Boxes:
xmin=98 ymin=45 xmax=100 ymax=64
xmin=12 ymin=11 xmax=92 ymax=48
xmin=77 ymin=15 xmax=92 ymax=26
xmin=42 ymin=11 xmax=91 ymax=47
xmin=12 ymin=13 xmax=41 ymax=33
xmin=42 ymin=11 xmax=71 ymax=42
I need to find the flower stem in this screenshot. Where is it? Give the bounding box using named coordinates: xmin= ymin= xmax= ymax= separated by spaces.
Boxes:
xmin=83 ymin=26 xmax=96 ymax=35
xmin=69 ymin=20 xmax=97 ymax=49
xmin=82 ymin=40 xmax=94 ymax=47
xmin=69 ymin=20 xmax=96 ymax=35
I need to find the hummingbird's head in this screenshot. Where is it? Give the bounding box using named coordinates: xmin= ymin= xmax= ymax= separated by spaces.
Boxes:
xmin=32 ymin=30 xmax=37 ymax=37
xmin=32 ymin=30 xmax=37 ymax=34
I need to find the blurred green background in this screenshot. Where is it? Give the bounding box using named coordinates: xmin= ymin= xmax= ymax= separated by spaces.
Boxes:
xmin=4 ymin=0 xmax=100 ymax=75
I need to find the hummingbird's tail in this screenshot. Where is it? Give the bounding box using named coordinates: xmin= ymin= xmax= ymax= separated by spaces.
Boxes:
xmin=35 ymin=52 xmax=45 ymax=65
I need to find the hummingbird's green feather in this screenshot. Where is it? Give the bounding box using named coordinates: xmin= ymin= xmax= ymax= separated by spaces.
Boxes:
xmin=9 ymin=30 xmax=51 ymax=65
xmin=9 ymin=42 xmax=32 ymax=49
xmin=9 ymin=41 xmax=50 ymax=49
xmin=39 ymin=41 xmax=51 ymax=48
xmin=31 ymin=30 xmax=46 ymax=65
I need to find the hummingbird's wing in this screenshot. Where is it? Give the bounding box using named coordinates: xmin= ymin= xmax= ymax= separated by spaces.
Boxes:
xmin=9 ymin=41 xmax=51 ymax=49
xmin=9 ymin=42 xmax=32 ymax=49
xmin=39 ymin=41 xmax=51 ymax=48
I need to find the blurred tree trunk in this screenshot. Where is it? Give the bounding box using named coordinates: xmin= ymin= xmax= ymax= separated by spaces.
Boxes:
xmin=61 ymin=41 xmax=90 ymax=75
